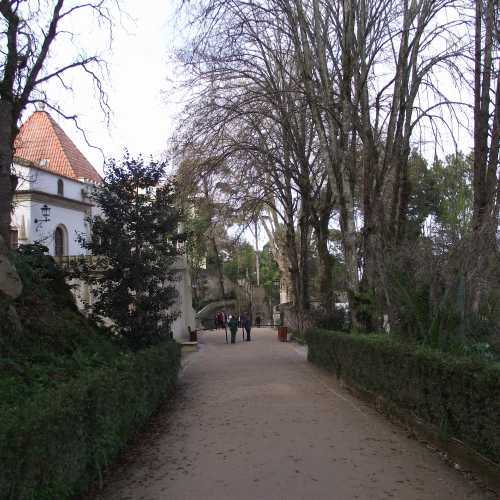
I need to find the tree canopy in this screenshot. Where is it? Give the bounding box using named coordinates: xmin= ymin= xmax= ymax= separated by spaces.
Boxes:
xmin=77 ymin=153 xmax=185 ymax=350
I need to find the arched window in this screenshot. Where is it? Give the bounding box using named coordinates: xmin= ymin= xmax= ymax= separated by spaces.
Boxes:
xmin=54 ymin=226 xmax=66 ymax=257
xmin=57 ymin=179 xmax=64 ymax=196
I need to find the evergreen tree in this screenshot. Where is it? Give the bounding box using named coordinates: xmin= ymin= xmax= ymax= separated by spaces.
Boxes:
xmin=78 ymin=153 xmax=185 ymax=350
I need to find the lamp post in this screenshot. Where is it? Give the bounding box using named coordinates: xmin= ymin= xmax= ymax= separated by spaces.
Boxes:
xmin=34 ymin=204 xmax=51 ymax=224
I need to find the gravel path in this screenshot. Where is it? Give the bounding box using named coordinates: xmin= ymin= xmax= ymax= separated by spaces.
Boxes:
xmin=92 ymin=328 xmax=493 ymax=500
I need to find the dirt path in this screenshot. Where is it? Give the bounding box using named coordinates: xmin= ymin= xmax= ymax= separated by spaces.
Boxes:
xmin=92 ymin=328 xmax=493 ymax=500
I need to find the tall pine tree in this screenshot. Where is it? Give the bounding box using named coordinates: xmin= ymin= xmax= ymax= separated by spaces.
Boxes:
xmin=78 ymin=153 xmax=185 ymax=350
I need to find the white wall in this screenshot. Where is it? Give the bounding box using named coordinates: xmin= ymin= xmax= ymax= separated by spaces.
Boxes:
xmin=28 ymin=204 xmax=89 ymax=255
xmin=15 ymin=164 xmax=94 ymax=201
xmin=11 ymin=198 xmax=32 ymax=241
xmin=12 ymin=163 xmax=94 ymax=256
xmin=171 ymin=255 xmax=197 ymax=341
xmin=12 ymin=163 xmax=196 ymax=342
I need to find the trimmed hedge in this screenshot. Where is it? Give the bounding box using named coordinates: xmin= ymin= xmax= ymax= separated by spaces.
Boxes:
xmin=306 ymin=329 xmax=500 ymax=464
xmin=0 ymin=341 xmax=181 ymax=500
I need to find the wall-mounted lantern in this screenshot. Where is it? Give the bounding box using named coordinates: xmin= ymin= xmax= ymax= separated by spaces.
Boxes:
xmin=35 ymin=204 xmax=51 ymax=224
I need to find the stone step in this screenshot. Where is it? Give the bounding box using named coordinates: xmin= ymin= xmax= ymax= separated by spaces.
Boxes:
xmin=181 ymin=341 xmax=198 ymax=352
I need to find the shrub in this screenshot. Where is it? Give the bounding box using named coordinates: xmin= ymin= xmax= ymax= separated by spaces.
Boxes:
xmin=0 ymin=243 xmax=123 ymax=409
xmin=315 ymin=306 xmax=350 ymax=331
xmin=0 ymin=341 xmax=181 ymax=500
xmin=75 ymin=154 xmax=186 ymax=351
xmin=2 ymin=243 xmax=116 ymax=355
xmin=383 ymin=240 xmax=500 ymax=348
xmin=306 ymin=329 xmax=500 ymax=464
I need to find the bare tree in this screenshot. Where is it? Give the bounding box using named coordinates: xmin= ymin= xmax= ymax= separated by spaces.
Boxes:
xmin=174 ymin=0 xmax=327 ymax=331
xmin=0 ymin=0 xmax=116 ymax=248
xmin=176 ymin=154 xmax=238 ymax=300
xmin=471 ymin=0 xmax=499 ymax=310
xmin=283 ymin=0 xmax=467 ymax=327
xmin=352 ymin=0 xmax=468 ymax=327
xmin=177 ymin=0 xmax=475 ymax=331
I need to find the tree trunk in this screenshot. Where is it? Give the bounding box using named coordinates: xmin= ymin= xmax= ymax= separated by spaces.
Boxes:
xmin=0 ymin=99 xmax=22 ymax=299
xmin=209 ymin=236 xmax=225 ymax=299
xmin=316 ymin=228 xmax=333 ymax=313
xmin=298 ymin=196 xmax=312 ymax=313
xmin=339 ymin=190 xmax=361 ymax=329
xmin=471 ymin=0 xmax=498 ymax=312
xmin=254 ymin=219 xmax=260 ymax=287
xmin=0 ymin=100 xmax=15 ymax=244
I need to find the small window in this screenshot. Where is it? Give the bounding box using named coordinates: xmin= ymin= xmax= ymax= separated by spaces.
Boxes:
xmin=54 ymin=226 xmax=65 ymax=257
xmin=57 ymin=179 xmax=64 ymax=196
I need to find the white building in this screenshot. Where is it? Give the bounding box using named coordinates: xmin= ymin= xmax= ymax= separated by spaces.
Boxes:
xmin=11 ymin=110 xmax=101 ymax=255
xmin=10 ymin=109 xmax=195 ymax=341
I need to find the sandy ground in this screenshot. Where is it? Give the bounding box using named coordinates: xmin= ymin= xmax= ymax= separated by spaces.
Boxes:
xmin=91 ymin=328 xmax=495 ymax=500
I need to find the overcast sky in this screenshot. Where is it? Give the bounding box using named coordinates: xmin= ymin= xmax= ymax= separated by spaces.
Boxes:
xmin=20 ymin=0 xmax=477 ymax=253
xmin=29 ymin=1 xmax=185 ymax=176
xmin=28 ymin=1 xmax=472 ymax=176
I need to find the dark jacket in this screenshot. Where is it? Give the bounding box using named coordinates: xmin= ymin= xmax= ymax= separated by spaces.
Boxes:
xmin=228 ymin=317 xmax=238 ymax=333
xmin=242 ymin=316 xmax=252 ymax=330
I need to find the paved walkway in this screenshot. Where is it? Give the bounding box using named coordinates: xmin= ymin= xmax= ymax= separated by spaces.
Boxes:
xmin=93 ymin=328 xmax=493 ymax=500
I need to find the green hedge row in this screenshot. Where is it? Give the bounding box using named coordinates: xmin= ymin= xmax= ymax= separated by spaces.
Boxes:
xmin=0 ymin=341 xmax=181 ymax=500
xmin=306 ymin=329 xmax=500 ymax=464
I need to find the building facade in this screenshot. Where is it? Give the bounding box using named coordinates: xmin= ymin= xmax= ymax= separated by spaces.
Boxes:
xmin=12 ymin=160 xmax=98 ymax=256
xmin=11 ymin=110 xmax=101 ymax=255
xmin=10 ymin=109 xmax=195 ymax=341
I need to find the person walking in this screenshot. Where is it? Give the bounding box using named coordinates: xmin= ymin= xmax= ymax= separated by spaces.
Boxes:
xmin=241 ymin=312 xmax=252 ymax=341
xmin=228 ymin=314 xmax=239 ymax=344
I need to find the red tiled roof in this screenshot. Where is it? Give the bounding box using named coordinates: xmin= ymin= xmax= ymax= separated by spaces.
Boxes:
xmin=14 ymin=111 xmax=102 ymax=183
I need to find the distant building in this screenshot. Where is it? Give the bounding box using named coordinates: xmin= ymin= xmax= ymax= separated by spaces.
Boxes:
xmin=10 ymin=109 xmax=195 ymax=340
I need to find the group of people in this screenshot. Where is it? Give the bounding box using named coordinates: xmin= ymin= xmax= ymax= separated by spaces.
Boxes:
xmin=214 ymin=311 xmax=226 ymax=330
xmin=214 ymin=311 xmax=252 ymax=344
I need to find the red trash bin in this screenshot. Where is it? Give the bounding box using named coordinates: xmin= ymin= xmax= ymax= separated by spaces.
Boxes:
xmin=278 ymin=326 xmax=288 ymax=342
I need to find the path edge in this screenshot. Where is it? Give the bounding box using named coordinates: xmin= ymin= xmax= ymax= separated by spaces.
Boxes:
xmin=331 ymin=376 xmax=500 ymax=495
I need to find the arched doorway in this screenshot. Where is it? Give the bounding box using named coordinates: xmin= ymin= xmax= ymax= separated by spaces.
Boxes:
xmin=54 ymin=225 xmax=67 ymax=257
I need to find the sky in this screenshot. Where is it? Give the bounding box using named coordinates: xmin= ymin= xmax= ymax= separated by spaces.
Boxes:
xmin=25 ymin=1 xmax=474 ymax=177
xmin=19 ymin=0 xmax=266 ymax=246
xmin=27 ymin=1 xmax=186 ymax=176
xmin=16 ymin=0 xmax=479 ymax=254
